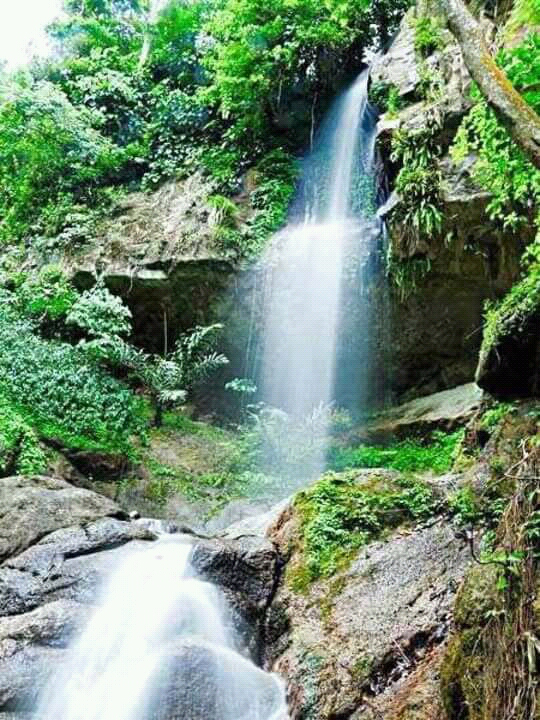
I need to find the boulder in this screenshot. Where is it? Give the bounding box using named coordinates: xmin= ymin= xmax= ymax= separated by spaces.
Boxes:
xmin=191 ymin=535 xmax=281 ymax=657
xmin=476 ymin=303 xmax=540 ymax=398
xmin=0 ymin=600 xmax=88 ymax=711
xmin=0 ymin=476 xmax=124 ymax=563
xmin=362 ymin=383 xmax=484 ymax=440
xmin=266 ymin=512 xmax=470 ymax=719
xmin=147 ymin=640 xmax=286 ymax=720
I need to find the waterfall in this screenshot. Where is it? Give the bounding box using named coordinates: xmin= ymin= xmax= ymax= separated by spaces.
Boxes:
xmin=37 ymin=536 xmax=288 ymax=720
xmin=257 ymin=69 xmax=379 ymax=483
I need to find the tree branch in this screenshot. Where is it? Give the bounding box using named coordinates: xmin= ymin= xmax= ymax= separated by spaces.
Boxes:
xmin=438 ymin=0 xmax=540 ymax=169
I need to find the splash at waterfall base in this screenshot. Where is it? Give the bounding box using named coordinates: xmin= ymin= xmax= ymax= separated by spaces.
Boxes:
xmin=38 ymin=536 xmax=287 ymax=720
xmin=0 ymin=484 xmax=283 ymax=718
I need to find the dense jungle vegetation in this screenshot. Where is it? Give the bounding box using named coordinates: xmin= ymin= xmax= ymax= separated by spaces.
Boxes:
xmin=0 ymin=0 xmax=408 ymax=254
xmin=0 ymin=0 xmax=539 ymax=476
xmin=0 ymin=0 xmax=417 ymax=473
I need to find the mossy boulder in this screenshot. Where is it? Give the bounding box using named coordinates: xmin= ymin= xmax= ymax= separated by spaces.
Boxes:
xmin=476 ymin=259 xmax=540 ymax=397
xmin=439 ymin=565 xmax=498 ymax=720
xmin=266 ymin=473 xmax=470 ymax=719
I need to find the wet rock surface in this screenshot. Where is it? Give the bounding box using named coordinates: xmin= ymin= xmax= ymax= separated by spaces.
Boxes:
xmin=266 ymin=510 xmax=470 ymax=719
xmin=368 ymin=12 xmax=530 ymax=402
xmin=0 ymin=475 xmax=281 ymax=713
xmin=362 ymin=382 xmax=484 ymax=440
xmin=476 ymin=307 xmax=540 ymax=398
xmin=147 ymin=640 xmax=285 ymax=720
xmin=0 ymin=476 xmax=125 ymax=563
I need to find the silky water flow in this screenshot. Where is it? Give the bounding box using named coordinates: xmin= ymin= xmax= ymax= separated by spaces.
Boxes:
xmin=37 ymin=536 xmax=288 ymax=720
xmin=257 ymin=69 xmax=380 ymax=483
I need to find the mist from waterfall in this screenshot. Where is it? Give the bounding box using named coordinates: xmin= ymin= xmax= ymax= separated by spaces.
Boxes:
xmin=37 ymin=537 xmax=288 ymax=720
xmin=257 ymin=69 xmax=379 ymax=483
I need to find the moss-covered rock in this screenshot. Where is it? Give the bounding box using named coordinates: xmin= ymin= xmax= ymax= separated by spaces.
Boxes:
xmin=266 ymin=474 xmax=470 ymax=719
xmin=476 ymin=254 xmax=540 ymax=397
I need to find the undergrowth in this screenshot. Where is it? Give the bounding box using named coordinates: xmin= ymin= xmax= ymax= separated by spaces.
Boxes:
xmin=327 ymin=429 xmax=464 ymax=474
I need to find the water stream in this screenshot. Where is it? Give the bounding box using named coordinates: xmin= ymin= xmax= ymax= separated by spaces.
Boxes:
xmin=257 ymin=69 xmax=380 ymax=483
xmin=38 ymin=537 xmax=288 ymax=720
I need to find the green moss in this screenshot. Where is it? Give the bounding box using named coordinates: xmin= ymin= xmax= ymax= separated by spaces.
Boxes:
xmin=291 ymin=471 xmax=439 ymax=586
xmin=440 ymin=630 xmax=485 ymax=720
xmin=480 ymin=246 xmax=540 ymax=362
xmin=441 ymin=564 xmax=500 ymax=720
xmin=351 ymin=655 xmax=374 ymax=681
xmin=327 ymin=429 xmax=464 ymax=475
xmin=412 ymin=16 xmax=444 ymax=57
xmin=479 ymin=402 xmax=515 ymax=430
xmin=0 ymin=395 xmax=47 ymax=476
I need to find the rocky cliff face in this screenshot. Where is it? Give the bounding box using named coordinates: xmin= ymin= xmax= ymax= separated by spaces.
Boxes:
xmin=266 ymin=505 xmax=469 ymax=720
xmin=368 ymin=12 xmax=531 ymax=402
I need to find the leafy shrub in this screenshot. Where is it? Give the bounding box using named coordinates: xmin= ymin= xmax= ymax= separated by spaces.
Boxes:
xmin=0 ymin=396 xmax=47 ymax=476
xmin=449 ymin=485 xmax=482 ymax=525
xmin=13 ymin=265 xmax=77 ymax=328
xmin=413 ymin=16 xmax=444 ymax=57
xmin=451 ymin=33 xmax=540 ymax=229
xmin=389 ymin=116 xmax=444 ymax=246
xmin=0 ymin=80 xmax=129 ymax=243
xmin=67 ymin=282 xmax=132 ymax=337
xmin=480 ymin=402 xmax=515 ymax=430
xmin=368 ymin=82 xmax=402 ymax=114
xmin=88 ymin=323 xmax=229 ymax=426
xmin=0 ymin=314 xmax=145 ymax=453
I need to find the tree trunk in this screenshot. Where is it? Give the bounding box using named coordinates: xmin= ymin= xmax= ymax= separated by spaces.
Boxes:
xmin=437 ymin=0 xmax=540 ymax=169
xmin=153 ymin=402 xmax=163 ymax=428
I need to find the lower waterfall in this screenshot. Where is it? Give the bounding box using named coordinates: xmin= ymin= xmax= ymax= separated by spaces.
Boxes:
xmin=37 ymin=536 xmax=288 ymax=720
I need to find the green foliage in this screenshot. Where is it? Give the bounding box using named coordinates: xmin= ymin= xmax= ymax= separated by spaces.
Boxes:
xmin=480 ymin=241 xmax=540 ymax=359
xmin=292 ymin=471 xmax=438 ymax=586
xmin=13 ymin=265 xmax=77 ymax=328
xmin=66 ymin=282 xmax=132 ymax=337
xmin=0 ymin=396 xmax=47 ymax=476
xmin=327 ymin=429 xmax=464 ymax=475
xmin=451 ymin=34 xmax=540 ymax=229
xmin=90 ymin=323 xmax=228 ymax=425
xmin=505 ymin=0 xmax=540 ymax=41
xmin=243 ymin=150 xmax=299 ymax=255
xmin=480 ymin=402 xmax=515 ymax=430
xmin=412 ymin=16 xmax=444 ymax=57
xmin=368 ymin=82 xmax=402 ymax=115
xmin=390 ymin=117 xmax=444 ymax=244
xmin=0 ymin=0 xmax=414 ymax=255
xmin=449 ymin=484 xmax=482 ymax=525
xmin=225 ymin=377 xmax=257 ymax=394
xmin=0 ymin=313 xmax=145 ymax=454
xmin=0 ymin=79 xmax=130 ymax=243
xmin=386 ymin=255 xmax=432 ymax=300
xmin=200 ymin=0 xmax=399 ymax=152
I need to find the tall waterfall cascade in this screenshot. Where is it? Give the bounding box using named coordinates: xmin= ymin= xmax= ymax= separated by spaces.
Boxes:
xmin=38 ymin=537 xmax=288 ymax=720
xmin=258 ymin=69 xmax=380 ymax=482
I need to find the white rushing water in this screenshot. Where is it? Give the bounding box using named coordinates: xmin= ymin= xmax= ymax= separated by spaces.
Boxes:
xmin=258 ymin=69 xmax=379 ymax=481
xmin=38 ymin=536 xmax=288 ymax=720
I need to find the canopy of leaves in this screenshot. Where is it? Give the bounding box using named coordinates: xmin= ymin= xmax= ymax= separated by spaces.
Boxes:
xmin=0 ymin=0 xmax=411 ymax=251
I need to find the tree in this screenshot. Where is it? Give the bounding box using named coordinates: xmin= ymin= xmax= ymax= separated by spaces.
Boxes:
xmin=82 ymin=314 xmax=229 ymax=427
xmin=434 ymin=0 xmax=540 ymax=169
